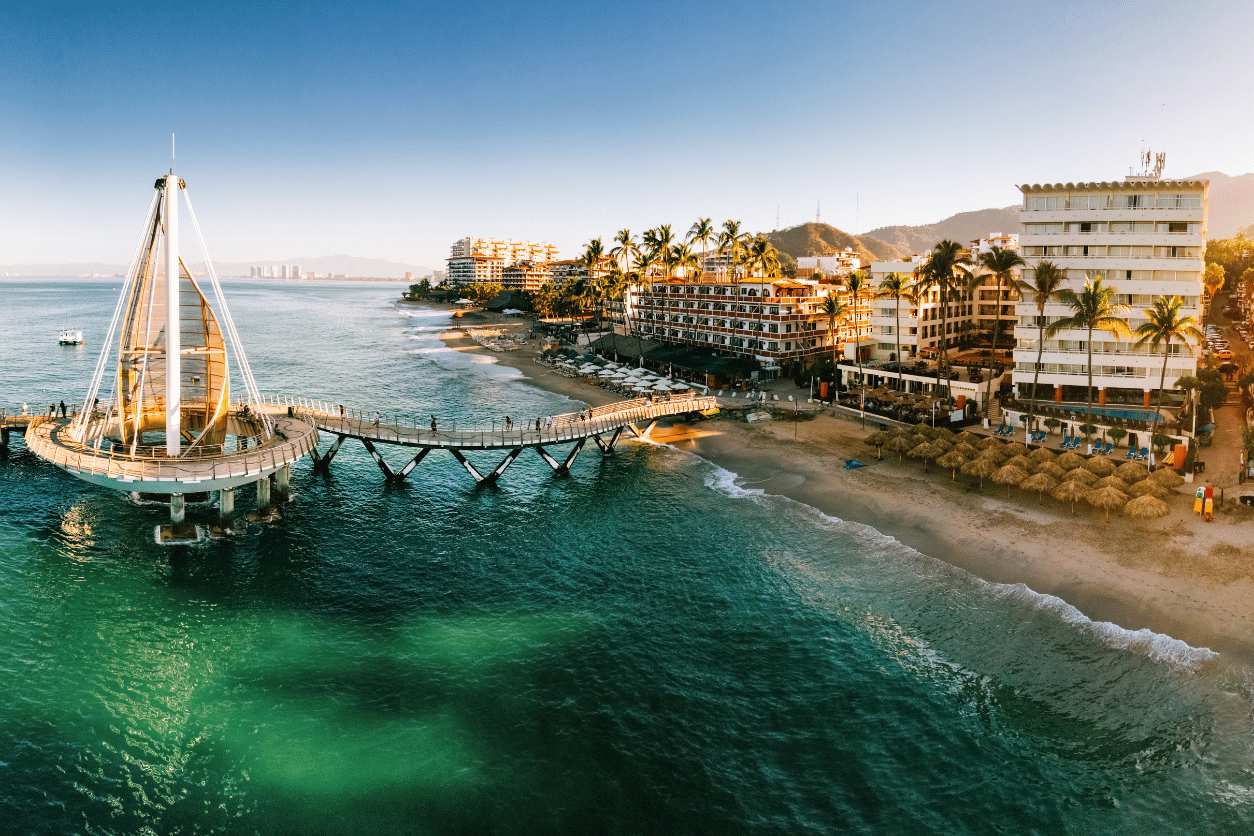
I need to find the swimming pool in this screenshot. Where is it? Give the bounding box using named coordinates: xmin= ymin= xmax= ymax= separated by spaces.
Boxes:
xmin=1057 ymin=404 xmax=1166 ymax=422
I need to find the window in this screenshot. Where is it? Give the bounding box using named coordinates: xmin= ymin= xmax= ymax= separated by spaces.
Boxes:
xmin=1026 ymin=196 xmax=1064 ymax=211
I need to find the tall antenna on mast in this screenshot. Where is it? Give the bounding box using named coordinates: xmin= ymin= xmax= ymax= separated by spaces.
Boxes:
xmin=171 ymin=133 xmax=176 ymax=175
xmin=816 ymin=199 xmax=821 ymax=225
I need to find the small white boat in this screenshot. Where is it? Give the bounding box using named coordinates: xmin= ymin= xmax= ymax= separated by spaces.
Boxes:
xmin=59 ymin=329 xmax=84 ymax=345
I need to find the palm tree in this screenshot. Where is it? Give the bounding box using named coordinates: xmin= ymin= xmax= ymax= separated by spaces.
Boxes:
xmin=1133 ymin=296 xmax=1203 ymax=469
xmin=846 ymin=270 xmax=870 ymax=400
xmin=1013 ymin=260 xmax=1066 ymax=437
xmin=875 ymin=272 xmax=916 ymax=390
xmin=917 ymin=240 xmax=973 ymax=400
xmin=688 ymin=218 xmax=714 ymax=275
xmin=671 ymin=241 xmax=699 ymax=278
xmin=819 ymin=291 xmax=849 ymax=374
xmin=611 ymin=229 xmax=638 ymax=274
xmin=977 ymin=245 xmax=1027 ymax=418
xmin=1046 ymin=274 xmax=1131 ymax=444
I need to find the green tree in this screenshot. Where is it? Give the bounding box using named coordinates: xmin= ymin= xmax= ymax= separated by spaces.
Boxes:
xmin=845 ymin=270 xmax=870 ymax=399
xmin=1204 ymin=262 xmax=1226 ymax=308
xmin=466 ymin=281 xmax=504 ymax=307
xmin=1014 ymin=261 xmax=1066 ymax=432
xmin=1132 ymin=296 xmax=1203 ymax=469
xmin=977 ymin=245 xmax=1026 ymax=418
xmin=915 ymin=240 xmax=973 ymax=399
xmin=687 ymin=218 xmax=714 ymax=273
xmin=875 ymin=272 xmax=916 ymax=390
xmin=1046 ymin=275 xmax=1130 ymax=440
xmin=819 ymin=292 xmax=849 ymax=374
xmin=611 ymin=229 xmax=638 ymax=274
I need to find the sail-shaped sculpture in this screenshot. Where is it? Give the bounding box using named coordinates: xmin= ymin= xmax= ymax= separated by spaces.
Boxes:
xmin=27 ymin=174 xmax=318 ymax=526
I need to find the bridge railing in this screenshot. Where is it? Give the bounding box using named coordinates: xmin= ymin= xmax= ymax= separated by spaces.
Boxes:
xmin=24 ymin=414 xmax=320 ymax=484
xmin=268 ymin=393 xmax=716 ymax=448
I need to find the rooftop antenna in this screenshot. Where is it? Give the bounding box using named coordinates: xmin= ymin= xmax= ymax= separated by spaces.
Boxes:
xmin=775 ymin=203 xmax=780 ymax=231
xmin=171 ymin=133 xmax=176 ymax=175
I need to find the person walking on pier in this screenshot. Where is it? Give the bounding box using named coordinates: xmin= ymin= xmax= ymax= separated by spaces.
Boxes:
xmin=505 ymin=416 xmax=511 ymax=431
xmin=372 ymin=412 xmax=380 ymax=428
xmin=48 ymin=404 xmax=56 ymax=416
xmin=59 ymin=400 xmax=66 ymax=417
xmin=430 ymin=415 xmax=437 ymax=432
xmin=535 ymin=417 xmax=541 ymax=432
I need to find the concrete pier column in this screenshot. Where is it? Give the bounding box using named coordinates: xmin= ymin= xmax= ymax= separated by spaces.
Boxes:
xmin=256 ymin=476 xmax=271 ymax=507
xmin=1054 ymin=386 xmax=1062 ymax=403
xmin=1 ymin=427 xmax=9 ymax=448
xmin=219 ymin=487 xmax=234 ymax=520
xmin=1098 ymin=388 xmax=1107 ymax=406
xmin=274 ymin=464 xmax=290 ymax=495
xmin=1143 ymin=390 xmax=1152 ymax=408
xmin=170 ymin=493 xmax=185 ymax=524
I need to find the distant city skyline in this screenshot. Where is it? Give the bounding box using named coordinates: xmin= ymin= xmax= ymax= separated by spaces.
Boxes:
xmin=2 ymin=0 xmax=1251 ymax=268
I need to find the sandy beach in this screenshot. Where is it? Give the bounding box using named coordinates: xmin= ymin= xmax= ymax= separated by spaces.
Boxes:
xmin=429 ymin=303 xmax=1254 ymax=662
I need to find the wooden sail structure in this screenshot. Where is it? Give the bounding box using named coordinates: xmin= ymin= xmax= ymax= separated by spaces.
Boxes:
xmin=114 ymin=176 xmax=230 ymax=453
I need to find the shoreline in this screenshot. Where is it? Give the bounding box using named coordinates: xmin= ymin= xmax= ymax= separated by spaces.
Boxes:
xmin=432 ymin=306 xmax=1254 ymax=665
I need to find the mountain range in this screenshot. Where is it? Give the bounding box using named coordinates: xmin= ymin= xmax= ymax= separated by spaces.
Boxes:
xmin=765 ymin=171 xmax=1254 ymax=265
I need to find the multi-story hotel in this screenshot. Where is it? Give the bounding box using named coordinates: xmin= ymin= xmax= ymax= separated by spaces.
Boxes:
xmin=796 ymin=248 xmax=862 ymax=278
xmin=968 ymin=233 xmax=1021 ymax=344
xmin=865 ymin=256 xmax=978 ymax=361
xmin=447 ymin=236 xmax=560 ymax=287
xmin=1012 ymin=173 xmax=1208 ymax=407
xmin=628 ymin=276 xmax=832 ymax=379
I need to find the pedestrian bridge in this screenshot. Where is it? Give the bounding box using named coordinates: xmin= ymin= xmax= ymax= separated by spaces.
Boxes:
xmin=257 ymin=393 xmax=717 ymax=484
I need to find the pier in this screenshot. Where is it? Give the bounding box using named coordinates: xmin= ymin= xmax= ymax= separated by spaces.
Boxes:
xmin=270 ymin=393 xmax=716 ymax=484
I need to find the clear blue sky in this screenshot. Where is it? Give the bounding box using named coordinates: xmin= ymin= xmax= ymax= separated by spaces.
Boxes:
xmin=2 ymin=0 xmax=1251 ymax=269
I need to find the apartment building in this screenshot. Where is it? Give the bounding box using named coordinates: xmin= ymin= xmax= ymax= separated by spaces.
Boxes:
xmin=500 ymin=261 xmax=553 ymax=292
xmin=968 ymin=233 xmax=1021 ymax=344
xmin=1012 ymin=175 xmax=1208 ymax=407
xmin=447 ymin=236 xmax=560 ymax=286
xmin=866 ymin=256 xmax=979 ymax=361
xmin=629 ymin=277 xmax=830 ymax=379
xmin=796 ymin=248 xmax=862 ymax=278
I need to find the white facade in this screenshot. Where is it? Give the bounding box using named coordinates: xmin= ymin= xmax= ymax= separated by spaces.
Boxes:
xmin=1011 ymin=177 xmax=1208 ymax=404
xmin=866 ymin=256 xmax=979 ymax=361
xmin=797 ymin=248 xmax=861 ymax=278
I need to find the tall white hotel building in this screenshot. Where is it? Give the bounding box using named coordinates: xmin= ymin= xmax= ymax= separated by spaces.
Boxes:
xmin=1012 ymin=172 xmax=1208 ymax=409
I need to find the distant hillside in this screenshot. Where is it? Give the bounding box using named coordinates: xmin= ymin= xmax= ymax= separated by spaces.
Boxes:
xmin=763 ymin=222 xmax=903 ymax=265
xmin=0 ymin=262 xmax=126 ymax=276
xmin=861 ymin=207 xmax=1019 ymax=258
xmin=1184 ymin=171 xmax=1254 ymax=237
xmin=207 ymin=254 xmax=430 ymax=278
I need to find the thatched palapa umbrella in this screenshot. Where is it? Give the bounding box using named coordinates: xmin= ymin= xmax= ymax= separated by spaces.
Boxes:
xmin=1056 ymin=451 xmax=1086 ymax=471
xmin=885 ymin=435 xmax=914 ymax=463
xmin=1053 ymin=479 xmax=1091 ymax=514
xmin=1087 ymin=485 xmax=1130 ymax=522
xmin=1090 ymin=475 xmax=1130 ymax=491
xmin=1028 ymin=447 xmax=1056 ymax=464
xmin=936 ymin=450 xmax=968 ymax=480
xmin=866 ymin=431 xmax=891 ymax=459
xmin=962 ymin=456 xmax=999 ymax=488
xmin=1148 ymin=467 xmax=1185 ymax=489
xmin=1115 ymin=461 xmax=1148 ymax=482
xmin=992 ymin=464 xmax=1029 ymax=496
xmin=953 ymin=441 xmax=980 ymax=459
xmin=1124 ymin=494 xmax=1170 ymax=520
xmin=1003 ymin=454 xmax=1033 ymax=472
xmin=1033 ymin=461 xmax=1067 ymax=480
xmin=1081 ymin=457 xmax=1116 ymax=477
xmin=957 ymin=431 xmax=981 ymax=444
xmin=1004 ymin=442 xmax=1030 ymax=457
xmin=1064 ymin=467 xmax=1098 ymax=486
xmin=978 ymin=435 xmax=1004 ymax=450
xmin=1127 ymin=479 xmax=1171 ymax=500
xmin=909 ymin=441 xmax=944 ymax=472
xmin=933 ymin=427 xmax=956 ymax=441
xmin=1020 ymin=472 xmax=1060 ymax=503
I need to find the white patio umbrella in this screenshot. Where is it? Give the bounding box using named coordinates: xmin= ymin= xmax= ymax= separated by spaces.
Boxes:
xmin=652 ymin=381 xmax=674 ymax=391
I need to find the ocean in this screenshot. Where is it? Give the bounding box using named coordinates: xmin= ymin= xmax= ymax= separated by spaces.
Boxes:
xmin=2 ymin=278 xmax=1253 ymax=835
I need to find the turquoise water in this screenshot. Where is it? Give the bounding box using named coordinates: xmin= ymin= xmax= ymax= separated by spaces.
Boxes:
xmin=1056 ymin=405 xmax=1165 ymax=423
xmin=3 ymin=278 xmax=1254 ymax=835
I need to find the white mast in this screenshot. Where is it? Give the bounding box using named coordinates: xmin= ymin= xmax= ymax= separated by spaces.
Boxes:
xmin=165 ymin=175 xmax=181 ymax=456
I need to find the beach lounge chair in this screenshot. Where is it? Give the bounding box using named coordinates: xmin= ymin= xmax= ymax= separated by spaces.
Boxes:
xmin=1135 ymin=447 xmax=1149 ymax=461
xmin=1034 ymin=430 xmax=1047 ymax=444
xmin=1071 ymin=437 xmax=1084 ymax=450
xmin=1125 ymin=446 xmax=1137 ymax=459
xmin=1099 ymin=442 xmax=1113 ymax=455
xmin=1060 ymin=433 xmax=1071 ymax=448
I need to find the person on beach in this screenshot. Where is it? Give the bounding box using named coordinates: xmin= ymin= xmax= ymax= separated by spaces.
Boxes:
xmin=430 ymin=415 xmax=437 ymax=432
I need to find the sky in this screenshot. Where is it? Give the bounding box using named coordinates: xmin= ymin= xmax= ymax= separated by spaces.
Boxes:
xmin=2 ymin=0 xmax=1252 ymax=270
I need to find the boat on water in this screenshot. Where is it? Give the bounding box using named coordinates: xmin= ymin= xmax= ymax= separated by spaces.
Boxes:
xmin=59 ymin=329 xmax=84 ymax=345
